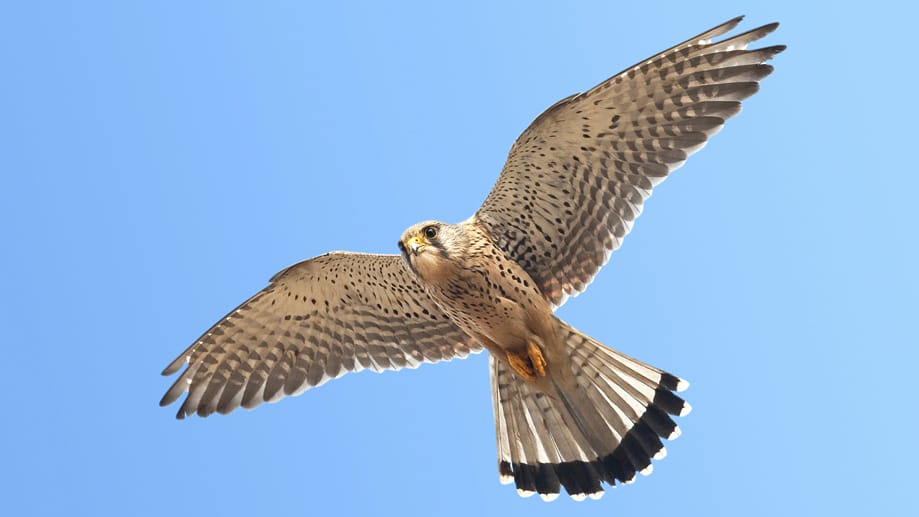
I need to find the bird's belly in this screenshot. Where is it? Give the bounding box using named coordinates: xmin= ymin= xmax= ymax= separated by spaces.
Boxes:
xmin=425 ymin=269 xmax=543 ymax=353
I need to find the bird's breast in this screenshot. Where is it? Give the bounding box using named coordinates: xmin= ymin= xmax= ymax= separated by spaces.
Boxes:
xmin=418 ymin=242 xmax=554 ymax=354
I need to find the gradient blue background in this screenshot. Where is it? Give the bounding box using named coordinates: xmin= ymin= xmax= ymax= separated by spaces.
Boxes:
xmin=2 ymin=2 xmax=915 ymax=515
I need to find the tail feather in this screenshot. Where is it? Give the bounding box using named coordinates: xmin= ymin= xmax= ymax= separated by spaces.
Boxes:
xmin=493 ymin=356 xmax=611 ymax=501
xmin=490 ymin=319 xmax=690 ymax=500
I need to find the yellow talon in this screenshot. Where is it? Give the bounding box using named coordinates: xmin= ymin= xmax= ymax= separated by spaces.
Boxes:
xmin=528 ymin=342 xmax=547 ymax=378
xmin=506 ymin=343 xmax=548 ymax=382
xmin=507 ymin=352 xmax=536 ymax=381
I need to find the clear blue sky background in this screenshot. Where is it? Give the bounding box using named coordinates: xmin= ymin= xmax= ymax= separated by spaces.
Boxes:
xmin=2 ymin=2 xmax=915 ymax=516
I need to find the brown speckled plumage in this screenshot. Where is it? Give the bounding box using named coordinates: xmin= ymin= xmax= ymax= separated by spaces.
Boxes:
xmin=160 ymin=252 xmax=480 ymax=418
xmin=161 ymin=17 xmax=783 ymax=501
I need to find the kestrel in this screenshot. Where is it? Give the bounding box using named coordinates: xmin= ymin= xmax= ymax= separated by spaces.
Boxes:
xmin=161 ymin=17 xmax=783 ymax=501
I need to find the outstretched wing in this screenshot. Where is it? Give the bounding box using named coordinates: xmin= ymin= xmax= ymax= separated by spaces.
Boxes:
xmin=160 ymin=252 xmax=481 ymax=418
xmin=474 ymin=17 xmax=784 ymax=307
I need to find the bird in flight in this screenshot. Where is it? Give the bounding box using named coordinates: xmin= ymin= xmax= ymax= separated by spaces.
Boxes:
xmin=161 ymin=16 xmax=783 ymax=501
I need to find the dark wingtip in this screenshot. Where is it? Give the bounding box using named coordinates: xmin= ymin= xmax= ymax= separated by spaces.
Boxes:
xmin=760 ymin=21 xmax=780 ymax=34
xmin=770 ymin=44 xmax=788 ymax=56
xmin=718 ymin=15 xmax=745 ymax=33
xmin=161 ymin=355 xmax=186 ymax=376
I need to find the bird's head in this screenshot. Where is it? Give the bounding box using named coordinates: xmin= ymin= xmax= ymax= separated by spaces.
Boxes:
xmin=398 ymin=221 xmax=464 ymax=280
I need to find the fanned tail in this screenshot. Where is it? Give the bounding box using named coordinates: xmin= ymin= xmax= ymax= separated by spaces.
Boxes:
xmin=490 ymin=319 xmax=690 ymax=501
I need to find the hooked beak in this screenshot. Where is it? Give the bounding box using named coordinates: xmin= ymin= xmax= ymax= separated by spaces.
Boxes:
xmin=398 ymin=235 xmax=426 ymax=274
xmin=407 ymin=235 xmax=426 ymax=256
xmin=398 ymin=235 xmax=426 ymax=262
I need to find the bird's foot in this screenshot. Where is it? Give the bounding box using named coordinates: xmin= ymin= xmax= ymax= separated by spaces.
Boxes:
xmin=528 ymin=342 xmax=547 ymax=378
xmin=506 ymin=343 xmax=548 ymax=382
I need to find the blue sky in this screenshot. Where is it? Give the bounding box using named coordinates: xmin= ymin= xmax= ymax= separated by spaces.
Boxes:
xmin=2 ymin=1 xmax=915 ymax=516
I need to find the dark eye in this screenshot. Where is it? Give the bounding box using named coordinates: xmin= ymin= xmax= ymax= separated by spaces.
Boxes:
xmin=423 ymin=226 xmax=437 ymax=239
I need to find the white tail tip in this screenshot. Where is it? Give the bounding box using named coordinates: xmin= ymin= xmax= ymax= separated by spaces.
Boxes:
xmin=668 ymin=425 xmax=682 ymax=440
